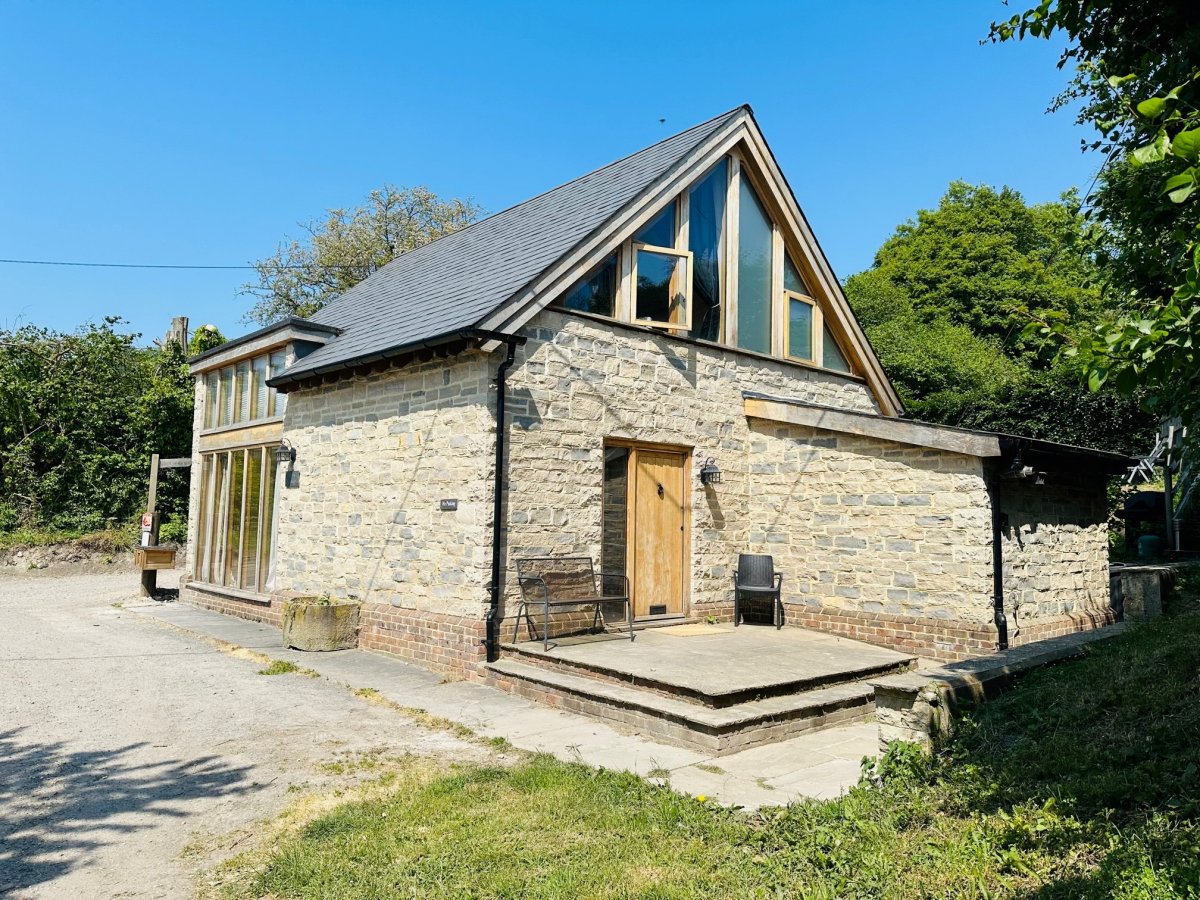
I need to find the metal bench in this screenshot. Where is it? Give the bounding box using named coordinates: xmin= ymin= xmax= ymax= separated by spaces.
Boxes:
xmin=513 ymin=557 xmax=634 ymax=651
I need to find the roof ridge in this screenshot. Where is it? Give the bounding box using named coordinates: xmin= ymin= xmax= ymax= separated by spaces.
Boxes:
xmin=310 ymin=106 xmax=748 ymax=325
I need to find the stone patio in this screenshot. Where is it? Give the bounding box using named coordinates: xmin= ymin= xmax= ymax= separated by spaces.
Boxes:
xmin=490 ymin=623 xmax=916 ymax=753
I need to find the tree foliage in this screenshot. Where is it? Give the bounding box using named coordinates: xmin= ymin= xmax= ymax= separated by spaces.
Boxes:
xmin=990 ymin=1 xmax=1200 ymax=433
xmin=242 ymin=185 xmax=482 ymax=325
xmin=189 ymin=323 xmax=227 ymax=356
xmin=865 ymin=182 xmax=1102 ymax=363
xmin=846 ymin=182 xmax=1155 ymax=456
xmin=0 ymin=319 xmax=192 ymax=533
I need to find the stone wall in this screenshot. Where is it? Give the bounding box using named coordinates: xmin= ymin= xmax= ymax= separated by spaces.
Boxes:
xmin=273 ymin=354 xmax=496 ymax=620
xmin=501 ymin=310 xmax=1000 ymax=656
xmin=1001 ymin=469 xmax=1114 ymax=644
xmin=180 ymin=306 xmax=1118 ymax=672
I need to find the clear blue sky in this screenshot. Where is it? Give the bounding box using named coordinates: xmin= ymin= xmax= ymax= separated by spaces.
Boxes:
xmin=0 ymin=1 xmax=1090 ymax=345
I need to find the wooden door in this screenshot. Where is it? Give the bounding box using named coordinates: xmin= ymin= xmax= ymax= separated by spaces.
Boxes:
xmin=630 ymin=448 xmax=687 ymax=617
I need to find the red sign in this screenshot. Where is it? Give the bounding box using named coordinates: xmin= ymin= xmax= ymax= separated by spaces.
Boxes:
xmin=141 ymin=513 xmax=154 ymax=530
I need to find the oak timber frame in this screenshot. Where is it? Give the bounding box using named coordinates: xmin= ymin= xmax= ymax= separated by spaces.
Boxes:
xmin=477 ymin=108 xmax=903 ymax=416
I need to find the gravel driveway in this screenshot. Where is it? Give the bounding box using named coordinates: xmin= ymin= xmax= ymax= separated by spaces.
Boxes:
xmin=0 ymin=569 xmax=483 ymax=899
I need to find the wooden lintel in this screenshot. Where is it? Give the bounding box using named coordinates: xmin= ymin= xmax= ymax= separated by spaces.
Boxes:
xmin=744 ymin=397 xmax=1001 ymax=457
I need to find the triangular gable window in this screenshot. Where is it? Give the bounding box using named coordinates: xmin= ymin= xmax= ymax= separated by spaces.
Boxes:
xmin=554 ymin=150 xmax=855 ymax=376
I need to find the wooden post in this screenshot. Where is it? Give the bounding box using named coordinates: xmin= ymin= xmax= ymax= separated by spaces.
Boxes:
xmin=140 ymin=453 xmax=161 ymax=597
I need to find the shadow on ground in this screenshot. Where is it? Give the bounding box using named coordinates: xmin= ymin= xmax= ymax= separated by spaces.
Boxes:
xmin=0 ymin=727 xmax=254 ymax=894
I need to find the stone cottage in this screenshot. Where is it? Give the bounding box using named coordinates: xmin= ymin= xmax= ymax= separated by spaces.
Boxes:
xmin=184 ymin=106 xmax=1128 ymax=685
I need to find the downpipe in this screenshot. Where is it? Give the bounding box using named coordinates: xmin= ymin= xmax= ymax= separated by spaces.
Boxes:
xmin=988 ymin=473 xmax=1009 ymax=651
xmin=486 ymin=337 xmax=520 ymax=663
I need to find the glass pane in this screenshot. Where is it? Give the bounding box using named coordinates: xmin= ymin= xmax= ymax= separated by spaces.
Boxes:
xmin=219 ymin=368 xmax=233 ymax=427
xmin=788 ymin=298 xmax=813 ymax=360
xmin=737 ymin=178 xmax=772 ymax=354
xmin=209 ymin=452 xmax=230 ymax=582
xmin=823 ymin=322 xmax=851 ymax=372
xmin=269 ymin=351 xmax=287 ymax=417
xmin=235 ymin=360 xmax=251 ymax=424
xmin=195 ymin=454 xmax=213 ymax=580
xmin=205 ymin=373 xmax=218 ymax=429
xmin=600 ymin=446 xmax=629 ymax=624
xmin=635 ymin=250 xmax=687 ymax=326
xmin=688 ymin=159 xmax=726 ymax=342
xmin=252 ymin=355 xmax=269 ymax=420
xmin=784 ymin=252 xmax=811 ymax=295
xmin=240 ymin=448 xmax=263 ymax=589
xmin=258 ymin=450 xmax=279 ymax=593
xmin=224 ymin=449 xmax=244 ymax=587
xmin=634 ymin=201 xmax=675 ymax=248
xmin=562 ymin=253 xmax=617 ymax=317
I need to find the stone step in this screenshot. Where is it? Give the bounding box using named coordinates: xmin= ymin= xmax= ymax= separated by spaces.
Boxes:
xmin=486 ymin=659 xmax=876 ymax=755
xmin=499 ymin=639 xmax=914 ymax=708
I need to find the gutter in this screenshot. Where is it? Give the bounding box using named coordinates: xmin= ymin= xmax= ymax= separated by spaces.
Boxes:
xmin=486 ymin=334 xmax=526 ymax=663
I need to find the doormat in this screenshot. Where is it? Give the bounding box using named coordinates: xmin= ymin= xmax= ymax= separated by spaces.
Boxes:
xmin=657 ymin=623 xmax=731 ymax=636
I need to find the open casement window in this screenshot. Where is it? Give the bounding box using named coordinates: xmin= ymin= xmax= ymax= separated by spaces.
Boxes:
xmin=631 ymin=244 xmax=692 ymax=330
xmin=631 ymin=200 xmax=693 ymax=331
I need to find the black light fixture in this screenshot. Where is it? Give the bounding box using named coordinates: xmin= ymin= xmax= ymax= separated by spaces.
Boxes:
xmin=699 ymin=457 xmax=722 ymax=486
xmin=275 ymin=439 xmax=297 ymax=466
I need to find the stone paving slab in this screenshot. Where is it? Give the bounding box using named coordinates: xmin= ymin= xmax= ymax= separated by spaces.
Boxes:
xmin=134 ymin=601 xmax=876 ymax=810
xmin=507 ymin=623 xmax=914 ymax=700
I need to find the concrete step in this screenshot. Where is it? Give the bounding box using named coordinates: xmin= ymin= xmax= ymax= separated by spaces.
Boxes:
xmin=486 ymin=659 xmax=876 ymax=755
xmin=499 ymin=639 xmax=913 ymax=709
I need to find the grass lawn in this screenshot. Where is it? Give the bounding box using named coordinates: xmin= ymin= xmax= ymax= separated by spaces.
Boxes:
xmin=220 ymin=575 xmax=1200 ymax=899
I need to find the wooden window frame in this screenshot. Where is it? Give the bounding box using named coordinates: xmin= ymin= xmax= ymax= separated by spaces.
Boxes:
xmin=783 ymin=289 xmax=820 ymax=363
xmin=552 ymin=149 xmax=861 ymax=375
xmin=629 ymin=242 xmax=694 ymax=331
xmin=193 ymin=444 xmax=279 ymax=595
xmin=201 ymin=350 xmax=290 ymax=435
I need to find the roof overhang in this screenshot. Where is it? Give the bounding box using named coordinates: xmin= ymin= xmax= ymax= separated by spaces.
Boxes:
xmin=266 ymin=328 xmax=526 ymax=392
xmin=743 ymin=391 xmax=1133 ymax=473
xmin=188 ymin=317 xmax=342 ymax=375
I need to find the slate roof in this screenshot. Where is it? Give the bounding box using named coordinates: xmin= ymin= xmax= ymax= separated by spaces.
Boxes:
xmin=275 ymin=107 xmax=746 ymax=383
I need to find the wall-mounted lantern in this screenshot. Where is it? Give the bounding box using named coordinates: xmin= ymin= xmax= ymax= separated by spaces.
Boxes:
xmin=699 ymin=457 xmax=722 ymax=486
xmin=276 ymin=440 xmax=299 ymax=488
xmin=275 ymin=440 xmax=297 ymax=466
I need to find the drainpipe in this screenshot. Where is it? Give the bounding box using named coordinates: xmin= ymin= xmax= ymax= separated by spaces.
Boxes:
xmin=486 ymin=337 xmax=520 ymax=663
xmin=988 ymin=472 xmax=1009 ymax=651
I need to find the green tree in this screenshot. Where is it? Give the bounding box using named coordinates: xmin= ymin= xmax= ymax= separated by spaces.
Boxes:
xmin=0 ymin=319 xmax=193 ymax=532
xmin=990 ymin=1 xmax=1200 ymax=431
xmin=845 ymin=183 xmax=1155 ymax=455
xmin=863 ymin=182 xmax=1102 ymax=363
xmin=242 ymin=185 xmax=482 ymax=325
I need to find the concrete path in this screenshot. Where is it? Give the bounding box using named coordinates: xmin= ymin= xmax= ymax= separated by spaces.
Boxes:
xmin=135 ymin=597 xmax=878 ymax=810
xmin=0 ymin=570 xmax=489 ymax=899
xmin=0 ymin=568 xmax=876 ymax=898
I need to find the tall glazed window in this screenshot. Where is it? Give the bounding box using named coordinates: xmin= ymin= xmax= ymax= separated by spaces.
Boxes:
xmin=736 ymin=178 xmax=773 ymax=354
xmin=194 ymin=445 xmax=280 ymax=593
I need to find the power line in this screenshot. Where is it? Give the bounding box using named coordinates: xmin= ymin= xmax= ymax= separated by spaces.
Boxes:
xmin=0 ymin=258 xmax=375 ymax=270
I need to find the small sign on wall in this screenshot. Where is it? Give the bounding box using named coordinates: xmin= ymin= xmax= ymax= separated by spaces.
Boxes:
xmin=439 ymin=499 xmax=459 ymax=512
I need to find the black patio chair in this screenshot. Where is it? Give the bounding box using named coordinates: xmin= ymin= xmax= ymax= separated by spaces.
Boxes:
xmin=733 ymin=553 xmax=783 ymax=629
